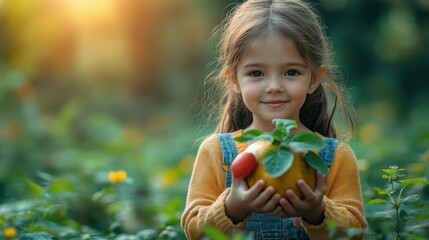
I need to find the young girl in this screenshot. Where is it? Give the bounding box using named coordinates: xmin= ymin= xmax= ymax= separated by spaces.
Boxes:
xmin=182 ymin=0 xmax=367 ymax=239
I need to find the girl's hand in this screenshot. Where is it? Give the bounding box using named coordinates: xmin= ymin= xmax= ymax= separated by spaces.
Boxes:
xmin=225 ymin=172 xmax=281 ymax=224
xmin=278 ymin=171 xmax=326 ymax=225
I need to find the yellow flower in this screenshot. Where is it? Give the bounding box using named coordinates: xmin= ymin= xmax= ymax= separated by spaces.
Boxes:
xmin=115 ymin=170 xmax=127 ymax=182
xmin=3 ymin=227 xmax=17 ymax=239
xmin=108 ymin=171 xmax=118 ymax=183
xmin=108 ymin=170 xmax=127 ymax=184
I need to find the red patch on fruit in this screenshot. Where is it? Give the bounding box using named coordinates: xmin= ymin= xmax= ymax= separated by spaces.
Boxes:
xmin=231 ymin=152 xmax=257 ymax=179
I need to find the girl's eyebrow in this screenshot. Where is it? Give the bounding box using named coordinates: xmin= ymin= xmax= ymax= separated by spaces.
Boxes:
xmin=242 ymin=62 xmax=307 ymax=68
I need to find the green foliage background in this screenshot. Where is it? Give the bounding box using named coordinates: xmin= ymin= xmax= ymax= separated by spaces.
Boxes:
xmin=1 ymin=0 xmax=428 ymax=239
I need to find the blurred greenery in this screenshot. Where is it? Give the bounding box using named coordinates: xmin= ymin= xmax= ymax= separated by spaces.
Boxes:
xmin=1 ymin=0 xmax=429 ymax=239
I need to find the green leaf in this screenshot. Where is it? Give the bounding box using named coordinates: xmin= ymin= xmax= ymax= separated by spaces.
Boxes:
xmin=382 ymin=168 xmax=405 ymax=175
xmin=263 ymin=149 xmax=294 ymax=177
xmin=234 ymin=129 xmax=263 ymax=142
xmin=24 ymin=180 xmax=45 ymax=196
xmin=401 ymin=194 xmax=420 ymax=204
xmin=373 ymin=187 xmax=389 ymax=195
xmin=272 ymin=129 xmax=284 ymax=144
xmin=401 ymin=178 xmax=428 ymax=188
xmin=289 ymin=132 xmax=326 ymax=150
xmin=304 ymin=151 xmax=329 ymax=176
xmin=278 ymin=137 xmax=293 ymax=148
xmin=366 ymin=199 xmax=389 ymax=205
xmin=273 ymin=119 xmax=297 ymax=133
xmin=255 ymin=133 xmax=274 ymax=142
xmin=49 ymin=178 xmax=74 ymax=193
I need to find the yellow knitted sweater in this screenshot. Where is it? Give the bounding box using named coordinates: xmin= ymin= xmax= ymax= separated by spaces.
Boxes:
xmin=181 ymin=130 xmax=367 ymax=239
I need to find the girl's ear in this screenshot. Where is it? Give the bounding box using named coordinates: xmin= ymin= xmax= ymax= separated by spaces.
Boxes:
xmin=308 ymin=67 xmax=325 ymax=94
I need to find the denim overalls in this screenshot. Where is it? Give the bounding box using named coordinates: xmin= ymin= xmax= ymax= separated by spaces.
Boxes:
xmin=218 ymin=133 xmax=338 ymax=240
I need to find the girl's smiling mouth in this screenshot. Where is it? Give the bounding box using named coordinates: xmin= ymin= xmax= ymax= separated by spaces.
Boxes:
xmin=263 ymin=100 xmax=287 ymax=108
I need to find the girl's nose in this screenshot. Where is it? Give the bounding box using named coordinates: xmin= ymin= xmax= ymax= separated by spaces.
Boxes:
xmin=265 ymin=76 xmax=284 ymax=93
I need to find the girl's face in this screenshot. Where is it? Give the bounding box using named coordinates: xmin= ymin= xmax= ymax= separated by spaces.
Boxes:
xmin=233 ymin=34 xmax=321 ymax=132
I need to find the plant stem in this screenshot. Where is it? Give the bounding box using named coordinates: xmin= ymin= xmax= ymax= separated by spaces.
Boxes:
xmin=395 ymin=205 xmax=400 ymax=240
xmin=390 ymin=178 xmax=400 ymax=240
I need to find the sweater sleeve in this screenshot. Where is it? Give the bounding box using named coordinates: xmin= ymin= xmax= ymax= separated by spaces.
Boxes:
xmin=181 ymin=134 xmax=247 ymax=239
xmin=302 ymin=142 xmax=367 ymax=239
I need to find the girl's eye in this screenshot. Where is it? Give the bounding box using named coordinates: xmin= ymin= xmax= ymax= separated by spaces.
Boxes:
xmin=286 ymin=70 xmax=300 ymax=76
xmin=249 ymin=71 xmax=264 ymax=77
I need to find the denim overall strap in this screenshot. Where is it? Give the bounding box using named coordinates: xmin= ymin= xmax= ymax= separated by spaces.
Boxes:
xmin=318 ymin=137 xmax=338 ymax=168
xmin=218 ymin=133 xmax=238 ymax=188
xmin=218 ymin=134 xmax=338 ymax=240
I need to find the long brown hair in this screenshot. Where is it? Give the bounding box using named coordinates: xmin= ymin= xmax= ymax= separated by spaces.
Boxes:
xmin=203 ymin=0 xmax=354 ymax=140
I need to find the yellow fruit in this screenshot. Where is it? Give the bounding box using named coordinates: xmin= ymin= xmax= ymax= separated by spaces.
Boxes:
xmin=245 ymin=140 xmax=316 ymax=198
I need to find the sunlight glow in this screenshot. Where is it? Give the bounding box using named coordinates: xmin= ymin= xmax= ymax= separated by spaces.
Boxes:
xmin=53 ymin=0 xmax=134 ymax=81
xmin=63 ymin=0 xmax=117 ymax=26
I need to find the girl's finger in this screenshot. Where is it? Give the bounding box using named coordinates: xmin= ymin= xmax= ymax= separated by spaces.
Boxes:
xmin=260 ymin=193 xmax=280 ymax=212
xmin=314 ymin=171 xmax=327 ymax=195
xmin=285 ymin=189 xmax=303 ymax=209
xmin=266 ymin=205 xmax=283 ymax=216
xmin=296 ymin=179 xmax=313 ymax=200
xmin=279 ymin=197 xmax=296 ymax=216
xmin=252 ymin=186 xmax=276 ymax=208
xmin=244 ymin=179 xmax=266 ymax=200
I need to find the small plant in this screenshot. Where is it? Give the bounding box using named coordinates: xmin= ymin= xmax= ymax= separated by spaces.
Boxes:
xmin=367 ymin=166 xmax=428 ymax=240
xmin=232 ymin=119 xmax=328 ymax=198
xmin=234 ymin=119 xmax=328 ymax=177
